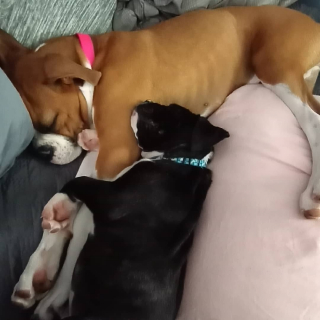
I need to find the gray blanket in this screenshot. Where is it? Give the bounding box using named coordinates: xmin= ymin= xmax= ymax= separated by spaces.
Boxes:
xmin=113 ymin=0 xmax=297 ymax=31
xmin=0 ymin=0 xmax=116 ymax=48
xmin=0 ymin=148 xmax=84 ymax=320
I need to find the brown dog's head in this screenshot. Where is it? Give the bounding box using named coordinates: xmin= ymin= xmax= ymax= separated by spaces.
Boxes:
xmin=0 ymin=30 xmax=101 ymax=164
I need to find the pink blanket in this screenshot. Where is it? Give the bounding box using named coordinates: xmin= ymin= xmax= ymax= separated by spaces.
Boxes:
xmin=178 ymin=84 xmax=320 ymax=320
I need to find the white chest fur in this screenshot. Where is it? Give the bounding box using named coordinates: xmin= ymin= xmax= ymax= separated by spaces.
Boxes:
xmin=79 ymin=61 xmax=95 ymax=129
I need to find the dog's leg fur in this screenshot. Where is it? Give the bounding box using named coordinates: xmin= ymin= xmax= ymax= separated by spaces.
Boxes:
xmin=11 ymin=194 xmax=78 ymax=309
xmin=34 ymin=203 xmax=93 ymax=320
xmin=77 ymin=129 xmax=99 ymax=151
xmin=262 ymin=82 xmax=320 ymax=218
xmin=34 ymin=177 xmax=125 ymax=319
xmin=11 ymin=230 xmax=71 ymax=309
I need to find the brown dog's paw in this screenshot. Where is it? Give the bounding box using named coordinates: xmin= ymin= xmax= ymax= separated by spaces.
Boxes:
xmin=77 ymin=129 xmax=99 ymax=151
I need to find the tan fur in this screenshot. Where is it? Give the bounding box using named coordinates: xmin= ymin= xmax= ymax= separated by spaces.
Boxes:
xmin=2 ymin=6 xmax=320 ymax=178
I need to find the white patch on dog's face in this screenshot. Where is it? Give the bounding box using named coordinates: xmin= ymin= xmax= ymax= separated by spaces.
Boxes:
xmin=131 ymin=109 xmax=138 ymax=139
xmin=130 ymin=109 xmax=164 ymax=159
xmin=33 ymin=132 xmax=82 ymax=165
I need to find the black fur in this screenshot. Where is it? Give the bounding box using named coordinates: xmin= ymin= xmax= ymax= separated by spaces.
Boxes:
xmin=135 ymin=102 xmax=229 ymax=159
xmin=59 ymin=103 xmax=229 ymax=320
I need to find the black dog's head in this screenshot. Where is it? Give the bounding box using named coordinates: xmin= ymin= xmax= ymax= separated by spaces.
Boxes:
xmin=131 ymin=102 xmax=229 ymax=159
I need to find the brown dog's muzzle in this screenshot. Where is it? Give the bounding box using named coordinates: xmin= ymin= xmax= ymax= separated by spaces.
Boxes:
xmin=32 ymin=132 xmax=82 ymax=165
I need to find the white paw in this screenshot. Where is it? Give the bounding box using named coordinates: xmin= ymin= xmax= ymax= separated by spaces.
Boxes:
xmin=11 ymin=281 xmax=36 ymax=309
xmin=42 ymin=193 xmax=78 ymax=232
xmin=77 ymin=129 xmax=99 ymax=151
xmin=11 ymin=257 xmax=52 ymax=309
xmin=33 ymin=276 xmax=71 ymax=320
xmin=12 ymin=194 xmax=77 ymax=310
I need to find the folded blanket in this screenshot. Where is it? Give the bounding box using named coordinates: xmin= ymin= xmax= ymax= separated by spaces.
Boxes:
xmin=112 ymin=0 xmax=297 ymax=31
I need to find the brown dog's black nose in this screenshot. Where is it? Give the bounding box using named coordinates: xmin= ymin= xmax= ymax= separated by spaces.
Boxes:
xmin=34 ymin=145 xmax=54 ymax=161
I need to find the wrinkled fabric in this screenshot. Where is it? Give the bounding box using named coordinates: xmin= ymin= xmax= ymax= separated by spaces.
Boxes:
xmin=178 ymin=85 xmax=320 ymax=320
xmin=0 ymin=0 xmax=116 ymax=48
xmin=113 ymin=0 xmax=297 ymax=31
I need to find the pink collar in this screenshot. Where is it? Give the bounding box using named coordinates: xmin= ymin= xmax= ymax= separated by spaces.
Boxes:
xmin=76 ymin=33 xmax=95 ymax=66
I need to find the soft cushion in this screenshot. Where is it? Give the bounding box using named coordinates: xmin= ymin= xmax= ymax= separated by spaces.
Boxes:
xmin=178 ymin=84 xmax=320 ymax=319
xmin=0 ymin=69 xmax=34 ymax=177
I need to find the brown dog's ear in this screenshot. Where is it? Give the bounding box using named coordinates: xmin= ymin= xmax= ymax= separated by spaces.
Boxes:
xmin=0 ymin=29 xmax=29 ymax=72
xmin=44 ymin=54 xmax=101 ymax=86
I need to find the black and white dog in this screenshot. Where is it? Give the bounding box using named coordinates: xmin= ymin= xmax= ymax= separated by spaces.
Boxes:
xmin=12 ymin=102 xmax=229 ymax=320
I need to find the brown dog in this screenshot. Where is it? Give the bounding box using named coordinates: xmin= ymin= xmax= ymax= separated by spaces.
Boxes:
xmin=1 ymin=6 xmax=320 ymax=179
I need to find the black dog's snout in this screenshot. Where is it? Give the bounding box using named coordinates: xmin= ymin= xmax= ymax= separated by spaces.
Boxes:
xmin=34 ymin=145 xmax=55 ymax=161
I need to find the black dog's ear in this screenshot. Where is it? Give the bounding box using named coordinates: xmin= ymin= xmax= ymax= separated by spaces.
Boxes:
xmin=191 ymin=117 xmax=229 ymax=155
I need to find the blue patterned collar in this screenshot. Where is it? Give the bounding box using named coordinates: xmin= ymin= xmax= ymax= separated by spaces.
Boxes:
xmin=164 ymin=152 xmax=213 ymax=168
xmin=141 ymin=151 xmax=213 ymax=168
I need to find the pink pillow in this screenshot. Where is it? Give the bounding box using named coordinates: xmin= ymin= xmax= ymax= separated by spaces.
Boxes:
xmin=178 ymin=84 xmax=320 ymax=320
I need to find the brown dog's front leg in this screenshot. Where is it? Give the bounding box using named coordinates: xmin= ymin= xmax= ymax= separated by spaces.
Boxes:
xmin=94 ymin=103 xmax=140 ymax=180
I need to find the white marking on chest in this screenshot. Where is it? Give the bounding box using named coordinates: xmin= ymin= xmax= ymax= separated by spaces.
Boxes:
xmin=79 ymin=61 xmax=95 ymax=129
xmin=201 ymin=152 xmax=213 ymax=165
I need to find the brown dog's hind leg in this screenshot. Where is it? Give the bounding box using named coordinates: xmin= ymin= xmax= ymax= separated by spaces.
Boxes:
xmin=304 ymin=65 xmax=320 ymax=93
xmin=286 ymin=75 xmax=320 ymax=115
xmin=259 ymin=65 xmax=320 ymax=218
xmin=256 ymin=61 xmax=320 ymax=116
